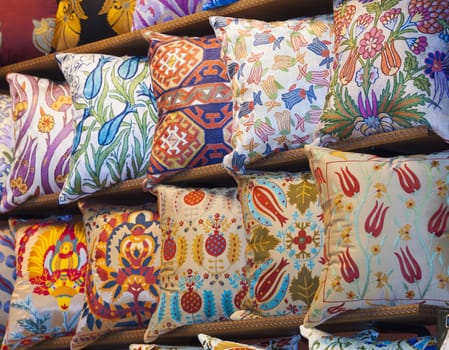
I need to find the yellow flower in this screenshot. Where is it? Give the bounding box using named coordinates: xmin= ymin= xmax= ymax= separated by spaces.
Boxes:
xmin=406 ymin=199 xmax=415 ymax=209
xmin=333 ymin=194 xmax=344 ymax=210
xmin=38 ymin=114 xmax=55 ymax=133
xmin=341 ymin=227 xmax=352 ymax=244
xmin=371 ymin=244 xmax=381 ymax=255
xmin=398 ymin=224 xmax=411 ymax=240
xmin=436 ymin=179 xmax=448 ymax=197
xmin=375 ymin=271 xmax=388 ymax=288
xmin=405 ymin=290 xmax=415 ymax=299
xmin=346 ymin=290 xmax=356 ymax=299
xmin=331 ymin=276 xmax=343 ymax=292
xmin=437 ymin=273 xmax=449 ymax=289
xmin=373 ymin=164 xmax=383 ymax=171
xmin=345 ymin=202 xmax=353 ymax=213
xmin=374 ymin=183 xmax=386 ymax=198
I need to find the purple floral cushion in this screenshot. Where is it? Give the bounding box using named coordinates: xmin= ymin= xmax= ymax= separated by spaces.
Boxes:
xmin=132 ymin=0 xmax=204 ymax=31
xmin=0 ymin=95 xmax=14 ymax=201
xmin=1 ymin=73 xmax=73 ymax=212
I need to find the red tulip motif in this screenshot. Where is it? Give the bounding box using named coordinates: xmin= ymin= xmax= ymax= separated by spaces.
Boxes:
xmin=364 ymin=200 xmax=389 ymax=238
xmin=338 ymin=247 xmax=359 ymax=283
xmin=428 ymin=204 xmax=449 ymax=237
xmin=393 ymin=164 xmax=421 ymax=194
xmin=335 ymin=166 xmax=360 ymax=197
xmin=394 ymin=246 xmax=422 ymax=284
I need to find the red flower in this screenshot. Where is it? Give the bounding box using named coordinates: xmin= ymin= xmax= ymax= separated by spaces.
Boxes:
xmin=428 ymin=204 xmax=449 ymax=237
xmin=393 ymin=163 xmax=421 ymax=194
xmin=395 ymin=246 xmax=422 ymax=284
xmin=364 ymin=200 xmax=389 ymax=237
xmin=335 ymin=166 xmax=360 ymax=197
xmin=338 ymin=247 xmax=359 ymax=283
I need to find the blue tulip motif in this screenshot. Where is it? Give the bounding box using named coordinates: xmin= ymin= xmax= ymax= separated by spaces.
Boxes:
xmin=72 ymin=107 xmax=91 ymax=154
xmin=83 ymin=56 xmax=113 ymax=100
xmin=98 ymin=102 xmax=138 ymax=146
xmin=118 ymin=56 xmax=142 ymax=80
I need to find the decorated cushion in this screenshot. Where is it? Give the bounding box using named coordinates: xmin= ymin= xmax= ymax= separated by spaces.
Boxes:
xmin=1 ymin=73 xmax=73 ymax=213
xmin=236 ymin=171 xmax=324 ymax=317
xmin=0 ymin=222 xmax=15 ymax=342
xmin=198 ymin=334 xmax=264 ymax=350
xmin=2 ymin=215 xmax=87 ymax=349
xmin=52 ymin=0 xmax=134 ymax=51
xmin=300 ymin=325 xmax=438 ymax=350
xmin=203 ymin=0 xmax=239 ymax=10
xmin=210 ymin=15 xmax=333 ymax=174
xmin=303 ymin=145 xmax=449 ymax=327
xmin=318 ymin=0 xmax=449 ymax=144
xmin=0 ymin=95 xmax=14 ymax=200
xmin=56 ymin=53 xmax=158 ymax=204
xmin=0 ymin=0 xmax=56 ymax=66
xmin=130 ymin=345 xmax=202 ymax=350
xmin=142 ymin=32 xmax=232 ymax=190
xmin=144 ymin=185 xmax=246 ymax=342
xmin=71 ymin=200 xmax=161 ymax=350
xmin=132 ymin=0 xmax=204 ymax=31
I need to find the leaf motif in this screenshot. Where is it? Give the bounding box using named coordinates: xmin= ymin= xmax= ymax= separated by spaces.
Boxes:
xmin=176 ymin=235 xmax=187 ymax=267
xmin=227 ymin=233 xmax=241 ymax=265
xmin=221 ymin=290 xmax=235 ymax=317
xmin=203 ymin=290 xmax=216 ymax=319
xmin=170 ymin=292 xmax=182 ymax=322
xmin=289 ymin=265 xmax=319 ymax=306
xmin=192 ymin=234 xmax=204 ymax=267
xmin=249 ymin=226 xmax=281 ymax=264
xmin=287 ymin=174 xmax=318 ymax=214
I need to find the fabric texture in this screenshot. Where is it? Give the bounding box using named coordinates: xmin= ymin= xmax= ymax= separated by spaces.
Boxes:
xmin=130 ymin=345 xmax=202 ymax=350
xmin=1 ymin=73 xmax=73 ymax=213
xmin=142 ymin=32 xmax=232 ymax=190
xmin=2 ymin=215 xmax=87 ymax=349
xmin=0 ymin=222 xmax=16 ymax=343
xmin=318 ymin=0 xmax=449 ymax=144
xmin=0 ymin=0 xmax=56 ymax=66
xmin=203 ymin=0 xmax=239 ymax=10
xmin=71 ymin=200 xmax=161 ymax=350
xmin=56 ymin=53 xmax=158 ymax=204
xmin=144 ymin=185 xmax=246 ymax=342
xmin=0 ymin=95 xmax=14 ymax=201
xmin=303 ymin=145 xmax=449 ymax=327
xmin=132 ymin=0 xmax=204 ymax=31
xmin=300 ymin=325 xmax=438 ymax=350
xmin=198 ymin=334 xmax=264 ymax=350
xmin=236 ymin=171 xmax=325 ymax=317
xmin=52 ymin=0 xmax=135 ymax=51
xmin=210 ymin=15 xmax=333 ymax=174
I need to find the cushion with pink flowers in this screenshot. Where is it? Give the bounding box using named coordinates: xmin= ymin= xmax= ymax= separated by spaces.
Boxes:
xmin=1 ymin=73 xmax=74 ymax=213
xmin=71 ymin=200 xmax=161 ymax=350
xmin=2 ymin=215 xmax=87 ymax=349
xmin=303 ymin=145 xmax=449 ymax=327
xmin=317 ymin=0 xmax=449 ymax=144
xmin=144 ymin=185 xmax=246 ymax=342
xmin=210 ymin=15 xmax=333 ymax=174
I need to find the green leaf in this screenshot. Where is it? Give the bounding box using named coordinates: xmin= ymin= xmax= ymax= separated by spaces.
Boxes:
xmin=249 ymin=226 xmax=281 ymax=263
xmin=289 ymin=265 xmax=320 ymax=306
xmin=404 ymin=51 xmax=419 ymax=75
xmin=287 ymin=174 xmax=318 ymax=214
xmin=413 ymin=73 xmax=431 ymax=97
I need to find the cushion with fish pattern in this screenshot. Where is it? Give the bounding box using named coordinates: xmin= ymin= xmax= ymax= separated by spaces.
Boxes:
xmin=236 ymin=171 xmax=325 ymax=317
xmin=210 ymin=15 xmax=333 ymax=175
xmin=56 ymin=53 xmax=158 ymax=204
xmin=303 ymin=145 xmax=449 ymax=327
xmin=144 ymin=185 xmax=246 ymax=342
xmin=2 ymin=215 xmax=87 ymax=349
xmin=0 ymin=0 xmax=56 ymax=65
xmin=1 ymin=73 xmax=74 ymax=213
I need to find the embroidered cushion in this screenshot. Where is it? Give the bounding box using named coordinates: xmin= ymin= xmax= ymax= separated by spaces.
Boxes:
xmin=1 ymin=73 xmax=73 ymax=213
xmin=56 ymin=53 xmax=158 ymax=204
xmin=71 ymin=200 xmax=161 ymax=350
xmin=130 ymin=345 xmax=202 ymax=350
xmin=132 ymin=0 xmax=204 ymax=31
xmin=210 ymin=15 xmax=333 ymax=174
xmin=203 ymin=0 xmax=239 ymax=10
xmin=52 ymin=0 xmax=134 ymax=51
xmin=303 ymin=145 xmax=449 ymax=327
xmin=0 ymin=0 xmax=56 ymax=65
xmin=236 ymin=171 xmax=325 ymax=317
xmin=0 ymin=222 xmax=15 ymax=343
xmin=198 ymin=334 xmax=264 ymax=350
xmin=2 ymin=215 xmax=87 ymax=349
xmin=300 ymin=325 xmax=438 ymax=350
xmin=142 ymin=32 xmax=232 ymax=190
xmin=318 ymin=0 xmax=449 ymax=144
xmin=0 ymin=95 xmax=14 ymax=201
xmin=144 ymin=185 xmax=246 ymax=342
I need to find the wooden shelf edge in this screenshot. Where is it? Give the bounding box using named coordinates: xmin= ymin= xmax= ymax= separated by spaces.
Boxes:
xmin=34 ymin=304 xmax=442 ymax=350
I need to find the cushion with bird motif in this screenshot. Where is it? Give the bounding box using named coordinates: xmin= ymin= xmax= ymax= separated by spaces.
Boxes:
xmin=141 ymin=32 xmax=233 ymax=190
xmin=71 ymin=200 xmax=161 ymax=350
xmin=144 ymin=184 xmax=246 ymax=342
xmin=52 ymin=0 xmax=134 ymax=51
xmin=0 ymin=0 xmax=56 ymax=66
xmin=236 ymin=171 xmax=325 ymax=317
xmin=316 ymin=0 xmax=449 ymax=145
xmin=2 ymin=215 xmax=87 ymax=349
xmin=210 ymin=15 xmax=333 ymax=175
xmin=0 ymin=221 xmax=15 ymax=344
xmin=0 ymin=95 xmax=14 ymax=203
xmin=132 ymin=0 xmax=204 ymax=31
xmin=56 ymin=53 xmax=158 ymax=204
xmin=1 ymin=73 xmax=74 ymax=213
xmin=303 ymin=145 xmax=449 ymax=328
